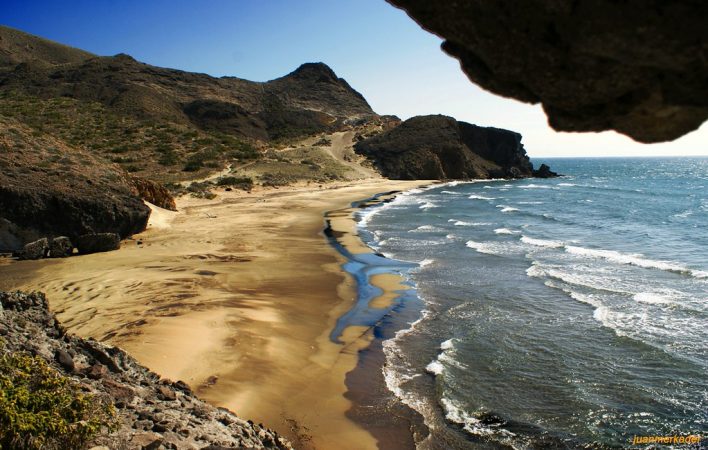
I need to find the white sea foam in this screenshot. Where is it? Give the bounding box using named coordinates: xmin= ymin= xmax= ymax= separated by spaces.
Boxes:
xmin=440 ymin=397 xmax=516 ymax=439
xmin=634 ymin=292 xmax=673 ymax=305
xmin=409 ymin=225 xmax=442 ymax=233
xmin=468 ymin=194 xmax=496 ymax=200
xmin=565 ymin=246 xmax=708 ymax=279
xmin=418 ymin=258 xmax=435 ymax=267
xmin=525 ymin=263 xmax=546 ymax=278
xmin=521 ymin=236 xmax=565 ymax=248
xmin=425 ymin=360 xmax=445 ymax=375
xmin=558 ymin=183 xmax=577 ymax=187
xmin=451 ymin=220 xmax=489 ymax=227
xmin=465 ymin=240 xmax=500 ymax=255
xmin=500 ymin=207 xmax=519 ymax=213
xmin=382 ymin=308 xmax=439 ymax=432
xmin=419 ymin=201 xmax=438 ymax=210
xmin=494 ymin=228 xmax=520 ymax=235
xmin=517 ymin=201 xmax=544 ymax=205
xmin=357 ymin=207 xmax=381 ymax=228
xmin=518 ymin=183 xmax=552 ymax=189
xmin=440 ymin=338 xmax=455 ymax=350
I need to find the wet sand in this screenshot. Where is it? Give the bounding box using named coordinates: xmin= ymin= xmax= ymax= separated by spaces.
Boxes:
xmin=0 ymin=179 xmax=428 ymax=449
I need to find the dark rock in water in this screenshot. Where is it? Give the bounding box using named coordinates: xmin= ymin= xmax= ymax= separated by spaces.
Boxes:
xmin=0 ymin=290 xmax=293 ymax=449
xmin=478 ymin=412 xmax=507 ymax=427
xmin=18 ymin=238 xmax=49 ymax=260
xmin=533 ymin=163 xmax=559 ymax=178
xmin=387 ymin=0 xmax=708 ymax=143
xmin=75 ymin=233 xmax=120 ymax=254
xmin=49 ymin=236 xmax=73 ymax=258
xmin=131 ymin=176 xmax=177 ymax=211
xmin=355 ymin=115 xmax=539 ymax=180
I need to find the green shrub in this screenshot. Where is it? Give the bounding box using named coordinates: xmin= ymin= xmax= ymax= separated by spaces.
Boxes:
xmin=183 ymin=159 xmax=203 ymax=172
xmin=215 ymin=176 xmax=254 ymax=191
xmin=0 ymin=343 xmax=116 ymax=449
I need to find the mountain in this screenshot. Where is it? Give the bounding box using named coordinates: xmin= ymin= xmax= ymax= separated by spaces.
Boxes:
xmin=0 ymin=26 xmax=375 ymax=143
xmin=0 ymin=25 xmax=94 ymax=69
xmin=354 ymin=115 xmax=539 ymax=179
xmin=0 ymin=26 xmax=554 ymax=253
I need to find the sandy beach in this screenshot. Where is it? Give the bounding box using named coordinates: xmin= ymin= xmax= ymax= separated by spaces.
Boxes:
xmin=0 ymin=178 xmax=429 ymax=449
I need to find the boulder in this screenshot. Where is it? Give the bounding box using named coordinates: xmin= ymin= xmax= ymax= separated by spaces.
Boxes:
xmin=49 ymin=236 xmax=74 ymax=258
xmin=55 ymin=349 xmax=75 ymax=372
xmin=75 ymin=233 xmax=120 ymax=255
xmin=18 ymin=237 xmax=48 ymax=260
xmin=533 ymin=164 xmax=559 ymax=178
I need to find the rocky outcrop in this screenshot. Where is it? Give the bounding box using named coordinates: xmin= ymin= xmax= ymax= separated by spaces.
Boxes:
xmin=131 ymin=177 xmax=177 ymax=211
xmin=354 ymin=115 xmax=542 ymax=180
xmin=48 ymin=236 xmax=73 ymax=258
xmin=17 ymin=238 xmax=48 ymax=260
xmin=0 ymin=117 xmax=150 ymax=252
xmin=533 ymin=164 xmax=558 ymax=178
xmin=387 ymin=0 xmax=708 ymax=143
xmin=0 ymin=291 xmax=292 ymax=449
xmin=75 ymin=233 xmax=121 ymax=255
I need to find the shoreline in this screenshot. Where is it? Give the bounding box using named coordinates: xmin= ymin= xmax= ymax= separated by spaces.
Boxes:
xmin=0 ymin=178 xmax=431 ymax=449
xmin=323 ymin=190 xmax=434 ymax=449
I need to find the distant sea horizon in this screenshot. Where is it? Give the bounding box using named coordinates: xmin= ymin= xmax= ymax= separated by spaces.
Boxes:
xmin=353 ymin=156 xmax=707 ymax=448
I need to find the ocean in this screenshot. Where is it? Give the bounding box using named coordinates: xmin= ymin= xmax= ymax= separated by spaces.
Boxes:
xmin=353 ymin=157 xmax=707 ymax=449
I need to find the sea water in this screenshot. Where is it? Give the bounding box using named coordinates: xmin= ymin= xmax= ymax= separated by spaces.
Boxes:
xmin=358 ymin=158 xmax=707 ymax=448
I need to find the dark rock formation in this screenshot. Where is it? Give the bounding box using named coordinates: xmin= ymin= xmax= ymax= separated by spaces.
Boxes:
xmin=131 ymin=176 xmax=177 ymax=211
xmin=533 ymin=164 xmax=559 ymax=178
xmin=75 ymin=233 xmax=121 ymax=255
xmin=355 ymin=115 xmax=540 ymax=180
xmin=0 ymin=117 xmax=150 ymax=252
xmin=0 ymin=291 xmax=292 ymax=449
xmin=18 ymin=238 xmax=49 ymax=260
xmin=387 ymin=0 xmax=708 ymax=143
xmin=48 ymin=236 xmax=73 ymax=258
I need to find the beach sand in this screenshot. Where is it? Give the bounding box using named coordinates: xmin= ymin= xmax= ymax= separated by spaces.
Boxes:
xmin=0 ymin=178 xmax=429 ymax=449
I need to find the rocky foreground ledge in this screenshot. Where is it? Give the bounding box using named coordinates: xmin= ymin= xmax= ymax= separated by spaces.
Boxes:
xmin=0 ymin=291 xmax=292 ymax=450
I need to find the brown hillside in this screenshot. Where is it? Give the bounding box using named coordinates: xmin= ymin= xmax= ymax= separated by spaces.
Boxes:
xmin=0 ymin=25 xmax=94 ymax=68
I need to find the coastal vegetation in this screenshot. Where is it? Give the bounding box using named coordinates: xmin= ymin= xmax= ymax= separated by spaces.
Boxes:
xmin=0 ymin=340 xmax=116 ymax=450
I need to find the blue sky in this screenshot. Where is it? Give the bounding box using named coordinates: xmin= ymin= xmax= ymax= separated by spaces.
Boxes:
xmin=2 ymin=0 xmax=706 ymax=157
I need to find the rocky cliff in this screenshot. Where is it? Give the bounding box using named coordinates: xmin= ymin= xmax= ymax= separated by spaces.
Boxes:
xmin=0 ymin=291 xmax=292 ymax=449
xmin=354 ymin=115 xmax=541 ymax=180
xmin=0 ymin=117 xmax=150 ymax=252
xmin=387 ymin=0 xmax=708 ymax=143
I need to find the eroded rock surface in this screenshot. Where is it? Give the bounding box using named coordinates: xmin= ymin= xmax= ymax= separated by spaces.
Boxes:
xmin=387 ymin=0 xmax=708 ymax=143
xmin=355 ymin=115 xmax=540 ymax=180
xmin=0 ymin=291 xmax=292 ymax=450
xmin=0 ymin=117 xmax=149 ymax=252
